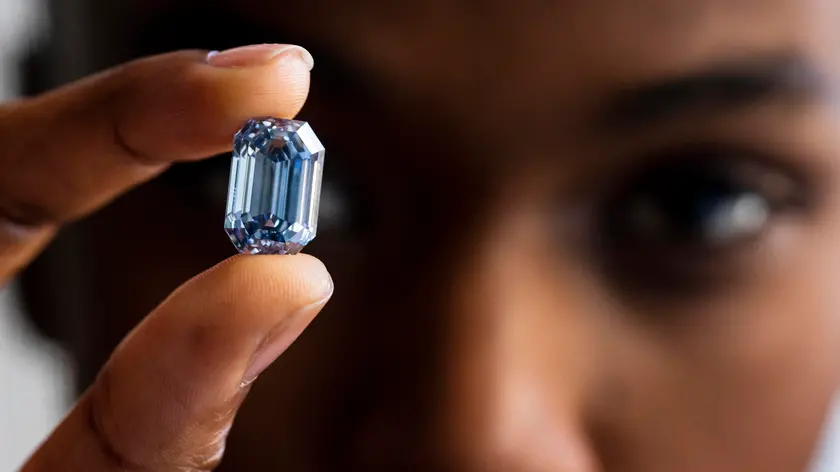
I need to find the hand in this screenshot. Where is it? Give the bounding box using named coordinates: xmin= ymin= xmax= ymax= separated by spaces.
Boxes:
xmin=2 ymin=44 xmax=334 ymax=471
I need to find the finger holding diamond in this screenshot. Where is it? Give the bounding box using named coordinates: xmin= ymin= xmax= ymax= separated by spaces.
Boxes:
xmin=0 ymin=44 xmax=313 ymax=281
xmin=22 ymin=253 xmax=333 ymax=472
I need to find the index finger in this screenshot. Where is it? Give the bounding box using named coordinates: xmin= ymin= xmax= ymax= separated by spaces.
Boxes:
xmin=0 ymin=44 xmax=312 ymax=277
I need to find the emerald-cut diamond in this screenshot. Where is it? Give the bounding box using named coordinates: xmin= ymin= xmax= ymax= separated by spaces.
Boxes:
xmin=225 ymin=118 xmax=325 ymax=255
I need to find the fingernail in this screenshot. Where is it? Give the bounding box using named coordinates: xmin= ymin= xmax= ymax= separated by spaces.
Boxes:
xmin=207 ymin=44 xmax=315 ymax=70
xmin=241 ymin=288 xmax=332 ymax=387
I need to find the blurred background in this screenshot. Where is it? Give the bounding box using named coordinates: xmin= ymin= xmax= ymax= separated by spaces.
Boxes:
xmin=0 ymin=1 xmax=69 ymax=469
xmin=2 ymin=1 xmax=840 ymax=471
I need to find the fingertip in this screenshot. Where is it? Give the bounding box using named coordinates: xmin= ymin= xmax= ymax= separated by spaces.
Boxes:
xmin=116 ymin=49 xmax=312 ymax=163
xmin=207 ymin=44 xmax=314 ymax=72
xmin=136 ymin=253 xmax=333 ymax=369
xmin=68 ymin=253 xmax=333 ymax=470
xmin=206 ymin=253 xmax=333 ymax=308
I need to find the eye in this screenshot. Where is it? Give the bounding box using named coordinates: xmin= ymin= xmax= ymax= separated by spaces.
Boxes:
xmin=594 ymin=144 xmax=811 ymax=296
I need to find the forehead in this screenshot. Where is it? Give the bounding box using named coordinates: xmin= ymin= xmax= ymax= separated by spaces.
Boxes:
xmin=261 ymin=1 xmax=839 ymax=79
xmin=238 ymin=0 xmax=840 ymax=145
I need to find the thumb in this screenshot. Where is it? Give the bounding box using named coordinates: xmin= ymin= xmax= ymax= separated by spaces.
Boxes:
xmin=22 ymin=254 xmax=333 ymax=472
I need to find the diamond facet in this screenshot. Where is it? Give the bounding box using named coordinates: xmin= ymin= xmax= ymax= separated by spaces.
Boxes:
xmin=225 ymin=118 xmax=325 ymax=255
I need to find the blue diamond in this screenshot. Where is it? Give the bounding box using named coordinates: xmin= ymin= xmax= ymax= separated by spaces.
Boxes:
xmin=225 ymin=118 xmax=325 ymax=255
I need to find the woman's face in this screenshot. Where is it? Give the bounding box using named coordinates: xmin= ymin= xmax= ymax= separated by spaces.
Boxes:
xmin=54 ymin=0 xmax=840 ymax=470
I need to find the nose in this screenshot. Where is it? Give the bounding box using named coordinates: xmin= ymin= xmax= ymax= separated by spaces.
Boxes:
xmin=349 ymin=189 xmax=601 ymax=471
xmin=439 ymin=212 xmax=600 ymax=472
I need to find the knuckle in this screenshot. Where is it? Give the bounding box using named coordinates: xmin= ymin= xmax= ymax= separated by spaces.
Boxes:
xmin=86 ymin=365 xmax=150 ymax=471
xmin=0 ymin=199 xmax=58 ymax=228
xmin=88 ymin=363 xmax=227 ymax=472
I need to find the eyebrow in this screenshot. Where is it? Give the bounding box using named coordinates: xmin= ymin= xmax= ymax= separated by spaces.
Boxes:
xmin=599 ymin=55 xmax=826 ymax=131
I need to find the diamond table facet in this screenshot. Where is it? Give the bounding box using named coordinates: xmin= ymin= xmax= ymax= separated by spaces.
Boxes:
xmin=225 ymin=118 xmax=325 ymax=255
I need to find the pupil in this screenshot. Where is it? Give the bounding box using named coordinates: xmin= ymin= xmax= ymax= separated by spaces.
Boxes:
xmin=613 ymin=164 xmax=769 ymax=247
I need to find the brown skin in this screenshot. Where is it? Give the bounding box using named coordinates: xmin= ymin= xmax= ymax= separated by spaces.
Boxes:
xmin=10 ymin=0 xmax=840 ymax=470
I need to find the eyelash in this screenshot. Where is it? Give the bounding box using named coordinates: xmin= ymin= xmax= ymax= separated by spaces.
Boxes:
xmin=584 ymin=141 xmax=815 ymax=299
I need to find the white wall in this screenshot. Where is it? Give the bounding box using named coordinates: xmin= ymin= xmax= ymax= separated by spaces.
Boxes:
xmin=0 ymin=285 xmax=71 ymax=470
xmin=0 ymin=1 xmax=72 ymax=470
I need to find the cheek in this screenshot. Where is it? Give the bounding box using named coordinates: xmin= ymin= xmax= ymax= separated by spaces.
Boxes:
xmin=587 ymin=215 xmax=840 ymax=472
xmin=464 ymin=168 xmax=840 ymax=471
xmin=711 ymin=186 xmax=840 ymax=449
